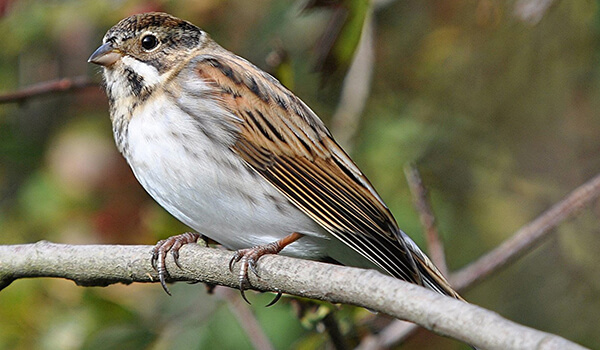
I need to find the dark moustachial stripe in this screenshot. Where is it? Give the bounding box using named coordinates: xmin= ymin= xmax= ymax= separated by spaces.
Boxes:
xmin=124 ymin=67 xmax=144 ymax=96
xmin=123 ymin=67 xmax=154 ymax=102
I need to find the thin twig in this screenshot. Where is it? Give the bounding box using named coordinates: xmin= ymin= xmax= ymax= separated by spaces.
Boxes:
xmin=451 ymin=173 xmax=600 ymax=290
xmin=217 ymin=287 xmax=275 ymax=350
xmin=358 ymin=173 xmax=600 ymax=349
xmin=330 ymin=6 xmax=374 ymax=152
xmin=360 ymin=164 xmax=448 ymax=350
xmin=0 ymin=76 xmax=98 ymax=104
xmin=356 ymin=321 xmax=417 ymax=350
xmin=404 ymin=163 xmax=448 ymax=275
xmin=322 ymin=312 xmax=349 ymax=350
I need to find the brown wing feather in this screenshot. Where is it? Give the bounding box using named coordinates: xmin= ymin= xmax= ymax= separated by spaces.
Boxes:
xmin=189 ymin=51 xmax=460 ymax=297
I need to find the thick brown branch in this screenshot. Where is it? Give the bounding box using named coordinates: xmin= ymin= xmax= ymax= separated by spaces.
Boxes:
xmin=0 ymin=241 xmax=588 ymax=350
xmin=0 ymin=76 xmax=98 ymax=104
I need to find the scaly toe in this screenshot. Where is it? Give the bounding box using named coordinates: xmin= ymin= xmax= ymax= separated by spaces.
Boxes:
xmin=229 ymin=244 xmax=283 ymax=304
xmin=150 ymin=232 xmax=200 ymax=295
xmin=227 ymin=234 xmax=303 ymax=304
xmin=229 ymin=249 xmax=247 ymax=272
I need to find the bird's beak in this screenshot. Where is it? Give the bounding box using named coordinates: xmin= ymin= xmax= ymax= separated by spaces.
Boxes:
xmin=88 ymin=42 xmax=122 ymax=67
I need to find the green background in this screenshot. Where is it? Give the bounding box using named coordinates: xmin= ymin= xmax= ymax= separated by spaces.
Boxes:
xmin=1 ymin=0 xmax=599 ymax=349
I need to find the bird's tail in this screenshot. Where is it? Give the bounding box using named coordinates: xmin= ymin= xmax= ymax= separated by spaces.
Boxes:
xmin=414 ymin=253 xmax=464 ymax=301
xmin=399 ymin=230 xmax=464 ymax=300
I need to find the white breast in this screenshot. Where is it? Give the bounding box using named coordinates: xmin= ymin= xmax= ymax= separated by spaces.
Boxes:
xmin=122 ymin=93 xmax=330 ymax=259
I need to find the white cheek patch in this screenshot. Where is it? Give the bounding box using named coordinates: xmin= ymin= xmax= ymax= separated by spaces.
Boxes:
xmin=121 ymin=56 xmax=163 ymax=86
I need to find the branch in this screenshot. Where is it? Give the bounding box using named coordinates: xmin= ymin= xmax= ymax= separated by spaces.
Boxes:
xmin=330 ymin=5 xmax=374 ymax=152
xmin=0 ymin=76 xmax=98 ymax=104
xmin=359 ymin=173 xmax=600 ymax=348
xmin=451 ymin=173 xmax=600 ymax=290
xmin=217 ymin=287 xmax=275 ymax=350
xmin=404 ymin=163 xmax=448 ymax=275
xmin=0 ymin=242 xmax=588 ymax=350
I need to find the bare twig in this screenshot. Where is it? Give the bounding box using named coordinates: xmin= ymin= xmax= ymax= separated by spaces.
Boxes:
xmin=322 ymin=312 xmax=349 ymax=350
xmin=451 ymin=173 xmax=600 ymax=290
xmin=0 ymin=76 xmax=98 ymax=104
xmin=217 ymin=287 xmax=275 ymax=350
xmin=0 ymin=242 xmax=588 ymax=350
xmin=330 ymin=6 xmax=374 ymax=152
xmin=356 ymin=320 xmax=417 ymax=350
xmin=404 ymin=163 xmax=448 ymax=275
xmin=359 ymin=173 xmax=600 ymax=349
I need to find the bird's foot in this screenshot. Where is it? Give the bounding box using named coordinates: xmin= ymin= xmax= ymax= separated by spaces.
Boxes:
xmin=151 ymin=232 xmax=201 ymax=295
xmin=228 ymin=232 xmax=303 ymax=305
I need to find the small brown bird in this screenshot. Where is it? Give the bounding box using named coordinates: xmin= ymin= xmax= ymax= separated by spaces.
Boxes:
xmin=88 ymin=12 xmax=463 ymax=302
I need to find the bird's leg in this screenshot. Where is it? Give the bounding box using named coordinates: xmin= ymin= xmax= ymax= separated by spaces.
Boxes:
xmin=151 ymin=232 xmax=201 ymax=295
xmin=229 ymin=232 xmax=304 ymax=304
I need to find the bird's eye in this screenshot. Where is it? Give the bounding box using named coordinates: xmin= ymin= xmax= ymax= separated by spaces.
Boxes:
xmin=141 ymin=34 xmax=159 ymax=51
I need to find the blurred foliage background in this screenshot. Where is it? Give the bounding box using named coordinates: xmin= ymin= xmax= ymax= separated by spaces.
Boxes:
xmin=1 ymin=0 xmax=599 ymax=349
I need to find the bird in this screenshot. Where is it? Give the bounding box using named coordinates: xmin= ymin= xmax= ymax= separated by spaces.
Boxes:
xmin=88 ymin=12 xmax=464 ymax=303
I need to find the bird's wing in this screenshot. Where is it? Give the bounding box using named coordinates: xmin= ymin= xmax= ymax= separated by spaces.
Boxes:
xmin=185 ymin=52 xmax=459 ymax=297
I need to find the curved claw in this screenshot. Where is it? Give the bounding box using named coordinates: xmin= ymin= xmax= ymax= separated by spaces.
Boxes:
xmin=240 ymin=286 xmax=252 ymax=305
xmin=265 ymin=291 xmax=282 ymax=307
xmin=248 ymin=257 xmax=260 ymax=278
xmin=229 ymin=252 xmax=242 ymax=272
xmin=171 ymin=245 xmax=183 ymax=270
xmin=228 ymin=233 xmax=303 ymax=304
xmin=159 ymin=271 xmax=172 ymax=296
xmin=151 ymin=247 xmax=159 ymax=271
xmin=151 ymin=239 xmax=172 ymax=295
xmin=150 ymin=232 xmax=200 ymax=295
